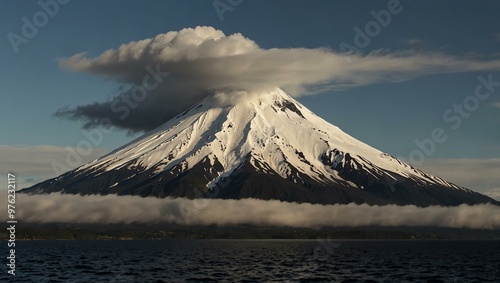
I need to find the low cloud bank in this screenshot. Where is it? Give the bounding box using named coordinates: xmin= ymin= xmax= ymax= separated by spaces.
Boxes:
xmin=1 ymin=192 xmax=499 ymax=229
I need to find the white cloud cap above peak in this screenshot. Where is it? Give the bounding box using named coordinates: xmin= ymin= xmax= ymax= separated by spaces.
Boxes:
xmin=57 ymin=26 xmax=500 ymax=132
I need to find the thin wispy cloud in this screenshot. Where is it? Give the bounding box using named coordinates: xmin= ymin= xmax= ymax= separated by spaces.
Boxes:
xmin=0 ymin=145 xmax=107 ymax=188
xmin=56 ymin=26 xmax=500 ymax=132
xmin=404 ymin=38 xmax=425 ymax=47
xmin=1 ymin=192 xmax=499 ymax=229
xmin=407 ymin=38 xmax=422 ymax=44
xmin=483 ymin=188 xmax=500 ymax=201
xmin=420 ymin=158 xmax=500 ymax=200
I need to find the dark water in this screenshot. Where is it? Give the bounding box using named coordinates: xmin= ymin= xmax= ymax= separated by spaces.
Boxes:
xmin=1 ymin=240 xmax=499 ymax=282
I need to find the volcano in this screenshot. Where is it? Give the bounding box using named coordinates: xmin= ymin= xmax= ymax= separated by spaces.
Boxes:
xmin=22 ymin=88 xmax=496 ymax=206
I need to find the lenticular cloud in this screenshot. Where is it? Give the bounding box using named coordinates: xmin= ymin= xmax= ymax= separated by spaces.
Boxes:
xmin=2 ymin=191 xmax=499 ymax=229
xmin=55 ymin=26 xmax=500 ymax=132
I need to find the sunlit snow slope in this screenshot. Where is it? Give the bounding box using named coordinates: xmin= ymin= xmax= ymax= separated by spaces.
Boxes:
xmin=22 ymin=88 xmax=496 ymax=206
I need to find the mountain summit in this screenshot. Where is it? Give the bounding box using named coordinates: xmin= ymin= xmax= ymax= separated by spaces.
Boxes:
xmin=23 ymin=88 xmax=495 ymax=206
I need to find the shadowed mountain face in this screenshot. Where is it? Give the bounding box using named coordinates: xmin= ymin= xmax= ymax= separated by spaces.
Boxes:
xmin=22 ymin=88 xmax=496 ymax=206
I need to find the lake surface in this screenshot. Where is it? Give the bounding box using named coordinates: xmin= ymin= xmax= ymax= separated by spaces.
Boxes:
xmin=1 ymin=240 xmax=499 ymax=282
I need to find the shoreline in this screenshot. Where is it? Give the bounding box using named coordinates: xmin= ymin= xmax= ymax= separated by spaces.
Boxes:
xmin=1 ymin=224 xmax=499 ymax=240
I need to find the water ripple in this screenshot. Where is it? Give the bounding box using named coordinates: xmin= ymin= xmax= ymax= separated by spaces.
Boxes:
xmin=1 ymin=240 xmax=498 ymax=282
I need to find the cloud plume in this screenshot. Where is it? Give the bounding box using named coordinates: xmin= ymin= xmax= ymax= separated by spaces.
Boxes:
xmin=2 ymin=192 xmax=499 ymax=229
xmin=56 ymin=26 xmax=500 ymax=132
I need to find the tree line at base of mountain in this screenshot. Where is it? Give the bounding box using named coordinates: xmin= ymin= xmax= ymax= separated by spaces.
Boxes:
xmin=1 ymin=224 xmax=499 ymax=240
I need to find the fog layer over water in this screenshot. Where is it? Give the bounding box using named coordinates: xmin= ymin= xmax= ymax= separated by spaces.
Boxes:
xmin=2 ymin=192 xmax=499 ymax=229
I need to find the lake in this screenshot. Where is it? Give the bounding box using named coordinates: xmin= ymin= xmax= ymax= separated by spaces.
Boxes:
xmin=1 ymin=240 xmax=499 ymax=282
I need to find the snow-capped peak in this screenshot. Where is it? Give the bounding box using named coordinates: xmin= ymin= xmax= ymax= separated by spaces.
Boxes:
xmin=76 ymin=88 xmax=463 ymax=192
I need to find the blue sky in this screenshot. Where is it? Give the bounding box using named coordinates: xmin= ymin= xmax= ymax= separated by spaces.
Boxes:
xmin=1 ymin=0 xmax=500 ymax=198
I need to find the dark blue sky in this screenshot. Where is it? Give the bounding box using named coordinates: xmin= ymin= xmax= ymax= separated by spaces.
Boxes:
xmin=1 ymin=0 xmax=500 ymax=194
